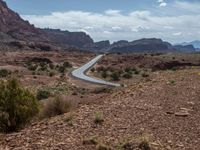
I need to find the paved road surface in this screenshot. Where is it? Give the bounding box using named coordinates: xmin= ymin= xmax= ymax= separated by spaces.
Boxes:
xmin=71 ymin=54 xmax=121 ymax=87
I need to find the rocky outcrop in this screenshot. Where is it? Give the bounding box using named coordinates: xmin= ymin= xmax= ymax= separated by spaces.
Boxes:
xmin=173 ymin=45 xmax=196 ymax=53
xmin=84 ymin=40 xmax=110 ymax=51
xmin=110 ymin=38 xmax=171 ymax=53
xmin=0 ymin=0 xmax=94 ymax=49
xmin=43 ymin=29 xmax=93 ymax=48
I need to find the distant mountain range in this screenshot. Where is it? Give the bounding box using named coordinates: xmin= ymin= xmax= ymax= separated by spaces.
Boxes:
xmin=178 ymin=41 xmax=200 ymax=50
xmin=0 ymin=0 xmax=198 ymax=53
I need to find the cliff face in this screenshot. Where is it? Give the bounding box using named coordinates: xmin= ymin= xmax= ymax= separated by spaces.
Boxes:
xmin=0 ymin=0 xmax=43 ymax=41
xmin=109 ymin=38 xmax=171 ymax=53
xmin=43 ymin=29 xmax=94 ymax=48
xmin=0 ymin=0 xmax=94 ymax=49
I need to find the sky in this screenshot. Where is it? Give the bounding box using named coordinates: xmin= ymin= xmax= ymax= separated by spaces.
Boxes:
xmin=4 ymin=0 xmax=200 ymax=43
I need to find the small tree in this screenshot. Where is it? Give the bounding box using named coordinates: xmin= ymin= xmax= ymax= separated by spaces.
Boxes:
xmin=0 ymin=79 xmax=39 ymax=132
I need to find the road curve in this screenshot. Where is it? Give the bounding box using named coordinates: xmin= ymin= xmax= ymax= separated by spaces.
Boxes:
xmin=71 ymin=54 xmax=121 ymax=87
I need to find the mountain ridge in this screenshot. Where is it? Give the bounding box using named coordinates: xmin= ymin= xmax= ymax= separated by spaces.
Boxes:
xmin=0 ymin=0 xmax=198 ymax=53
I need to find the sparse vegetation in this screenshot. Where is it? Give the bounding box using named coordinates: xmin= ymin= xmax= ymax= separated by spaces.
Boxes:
xmin=101 ymin=70 xmax=108 ymax=78
xmin=58 ymin=66 xmax=66 ymax=73
xmin=168 ymin=80 xmax=176 ymax=85
xmin=0 ymin=79 xmax=39 ymax=132
xmin=91 ymin=68 xmax=95 ymax=72
xmin=94 ymin=112 xmax=104 ymax=124
xmin=96 ymin=144 xmax=111 ymax=150
xmin=110 ymin=72 xmax=120 ymax=81
xmin=123 ymin=72 xmax=132 ymax=79
xmin=83 ymin=137 xmax=98 ymax=145
xmin=36 ymin=89 xmax=50 ymax=100
xmin=63 ymin=61 xmax=72 ymax=68
xmin=49 ymin=71 xmax=55 ymax=77
xmin=141 ymin=72 xmax=149 ymax=78
xmin=0 ymin=69 xmax=11 ymax=78
xmin=138 ymin=136 xmax=151 ymax=150
xmin=41 ymin=96 xmax=71 ymax=118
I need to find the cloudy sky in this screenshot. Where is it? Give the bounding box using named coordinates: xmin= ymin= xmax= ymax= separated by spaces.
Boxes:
xmin=5 ymin=0 xmax=200 ymax=43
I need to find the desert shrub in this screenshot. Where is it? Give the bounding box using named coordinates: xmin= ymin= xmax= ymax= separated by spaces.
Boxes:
xmin=58 ymin=66 xmax=66 ymax=73
xmin=92 ymin=87 xmax=112 ymax=94
xmin=134 ymin=70 xmax=140 ymax=74
xmin=110 ymin=72 xmax=120 ymax=81
xmin=101 ymin=71 xmax=107 ymax=78
xmin=49 ymin=63 xmax=55 ymax=70
xmin=124 ymin=67 xmax=132 ymax=73
xmin=96 ymin=144 xmax=111 ymax=150
xmin=138 ymin=136 xmax=151 ymax=150
xmin=94 ymin=112 xmax=104 ymax=124
xmin=41 ymin=96 xmax=71 ymax=118
xmin=63 ymin=61 xmax=72 ymax=68
xmin=49 ymin=71 xmax=55 ymax=77
xmin=0 ymin=69 xmax=10 ymax=78
xmin=36 ymin=89 xmax=50 ymax=100
xmin=97 ymin=66 xmax=105 ymax=72
xmin=0 ymin=79 xmax=39 ymax=132
xmin=32 ymin=71 xmax=36 ymax=75
xmin=91 ymin=68 xmax=95 ymax=72
xmin=123 ymin=73 xmax=132 ymax=79
xmin=28 ymin=64 xmax=38 ymax=71
xmin=141 ymin=73 xmax=149 ymax=78
xmin=39 ymin=63 xmax=48 ymax=71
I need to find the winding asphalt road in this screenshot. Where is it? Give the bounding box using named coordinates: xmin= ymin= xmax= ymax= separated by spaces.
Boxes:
xmin=71 ymin=54 xmax=121 ymax=87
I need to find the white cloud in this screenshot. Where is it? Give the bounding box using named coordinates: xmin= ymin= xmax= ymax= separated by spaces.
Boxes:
xmin=159 ymin=2 xmax=167 ymax=7
xmin=157 ymin=0 xmax=167 ymax=7
xmin=111 ymin=26 xmax=121 ymax=31
xmin=21 ymin=5 xmax=200 ymax=43
xmin=104 ymin=9 xmax=121 ymax=16
xmin=173 ymin=32 xmax=182 ymax=36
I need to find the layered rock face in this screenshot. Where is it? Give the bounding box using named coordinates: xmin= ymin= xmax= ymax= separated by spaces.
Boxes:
xmin=43 ymin=29 xmax=94 ymax=48
xmin=110 ymin=38 xmax=171 ymax=53
xmin=0 ymin=0 xmax=43 ymax=41
xmin=0 ymin=0 xmax=93 ymax=49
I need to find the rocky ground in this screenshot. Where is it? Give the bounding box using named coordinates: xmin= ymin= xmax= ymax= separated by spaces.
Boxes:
xmin=0 ymin=63 xmax=200 ymax=149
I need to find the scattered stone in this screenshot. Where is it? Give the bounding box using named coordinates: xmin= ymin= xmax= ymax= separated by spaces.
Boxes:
xmin=175 ymin=112 xmax=189 ymax=117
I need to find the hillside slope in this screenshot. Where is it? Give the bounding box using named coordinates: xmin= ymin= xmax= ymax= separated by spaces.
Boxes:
xmin=0 ymin=68 xmax=199 ymax=149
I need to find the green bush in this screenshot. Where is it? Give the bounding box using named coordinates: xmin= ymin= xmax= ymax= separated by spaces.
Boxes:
xmin=90 ymin=68 xmax=95 ymax=72
xmin=27 ymin=65 xmax=38 ymax=71
xmin=49 ymin=63 xmax=55 ymax=70
xmin=0 ymin=79 xmax=39 ymax=132
xmin=36 ymin=89 xmax=50 ymax=100
xmin=110 ymin=72 xmax=120 ymax=81
xmin=141 ymin=73 xmax=149 ymax=78
xmin=124 ymin=67 xmax=132 ymax=73
xmin=101 ymin=71 xmax=107 ymax=78
xmin=123 ymin=73 xmax=132 ymax=79
xmin=63 ymin=61 xmax=72 ymax=68
xmin=58 ymin=66 xmax=66 ymax=73
xmin=0 ymin=69 xmax=11 ymax=78
xmin=49 ymin=71 xmax=55 ymax=77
